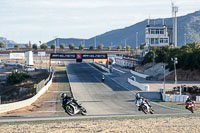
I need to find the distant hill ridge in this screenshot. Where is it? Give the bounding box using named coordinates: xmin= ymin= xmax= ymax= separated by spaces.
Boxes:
xmin=47 ymin=10 xmax=200 ymax=48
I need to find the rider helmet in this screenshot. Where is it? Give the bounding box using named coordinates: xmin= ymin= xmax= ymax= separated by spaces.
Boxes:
xmin=60 ymin=93 xmax=66 ymax=98
xmin=136 ymin=92 xmax=140 ymax=99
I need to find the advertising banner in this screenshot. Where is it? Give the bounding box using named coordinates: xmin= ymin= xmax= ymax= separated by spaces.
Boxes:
xmin=10 ymin=53 xmax=25 ymax=59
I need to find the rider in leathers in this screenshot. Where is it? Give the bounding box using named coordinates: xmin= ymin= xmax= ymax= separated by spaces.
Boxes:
xmin=135 ymin=93 xmax=151 ymax=112
xmin=60 ymin=93 xmax=79 ymax=112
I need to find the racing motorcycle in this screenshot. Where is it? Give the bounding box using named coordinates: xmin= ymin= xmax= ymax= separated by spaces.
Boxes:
xmin=136 ymin=98 xmax=154 ymax=114
xmin=185 ymin=101 xmax=195 ymax=113
xmin=65 ymin=99 xmax=87 ymax=116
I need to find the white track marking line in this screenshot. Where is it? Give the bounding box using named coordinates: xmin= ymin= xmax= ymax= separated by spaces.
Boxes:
xmin=47 ymin=91 xmax=70 ymax=93
xmin=36 ymin=111 xmax=64 ymax=113
xmin=113 ymin=67 xmax=126 ymax=73
xmin=43 ymin=101 xmax=60 ymax=103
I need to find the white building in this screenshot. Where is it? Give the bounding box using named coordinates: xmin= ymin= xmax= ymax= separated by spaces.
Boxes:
xmin=145 ymin=24 xmax=170 ymax=48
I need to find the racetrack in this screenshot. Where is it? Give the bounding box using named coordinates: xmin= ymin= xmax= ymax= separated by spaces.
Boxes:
xmin=66 ymin=61 xmax=187 ymax=115
xmin=0 ymin=61 xmax=188 ymax=120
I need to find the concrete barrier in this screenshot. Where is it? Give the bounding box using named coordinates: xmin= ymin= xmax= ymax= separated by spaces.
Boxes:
xmin=0 ymin=72 xmax=54 ymax=114
xmin=128 ymin=78 xmax=149 ymax=91
xmin=92 ymin=62 xmax=110 ymax=73
xmin=162 ymin=94 xmax=189 ymax=102
xmin=196 ymin=96 xmax=200 ymax=102
xmin=130 ymin=70 xmax=150 ymax=79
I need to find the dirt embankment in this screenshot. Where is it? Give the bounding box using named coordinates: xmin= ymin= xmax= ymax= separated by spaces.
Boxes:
xmin=0 ymin=117 xmax=200 ymax=133
xmin=166 ymin=69 xmax=200 ymax=81
xmin=0 ymin=70 xmax=49 ymax=104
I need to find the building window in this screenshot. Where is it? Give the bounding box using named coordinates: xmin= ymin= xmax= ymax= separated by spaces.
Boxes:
xmin=151 ymin=38 xmax=159 ymax=45
xmin=160 ymin=29 xmax=164 ymax=34
xmin=156 ymin=29 xmax=160 ymax=34
xmin=160 ymin=38 xmax=168 ymax=43
xmin=150 ymin=29 xmax=156 ymax=34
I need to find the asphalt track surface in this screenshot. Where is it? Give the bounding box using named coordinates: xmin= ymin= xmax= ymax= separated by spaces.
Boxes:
xmin=66 ymin=61 xmax=188 ymax=116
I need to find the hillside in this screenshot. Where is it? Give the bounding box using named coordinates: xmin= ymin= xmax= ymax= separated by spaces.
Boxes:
xmin=46 ymin=10 xmax=200 ymax=48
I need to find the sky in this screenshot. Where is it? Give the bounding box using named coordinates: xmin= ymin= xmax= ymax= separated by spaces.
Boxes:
xmin=0 ymin=0 xmax=199 ymax=44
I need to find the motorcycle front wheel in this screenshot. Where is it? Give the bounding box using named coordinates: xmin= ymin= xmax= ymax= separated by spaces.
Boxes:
xmin=189 ymin=107 xmax=194 ymax=113
xmin=81 ymin=107 xmax=87 ymax=115
xmin=141 ymin=105 xmax=148 ymax=114
xmin=66 ymin=105 xmax=75 ymax=116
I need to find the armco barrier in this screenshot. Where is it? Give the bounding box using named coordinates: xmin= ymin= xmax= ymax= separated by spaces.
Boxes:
xmin=0 ymin=72 xmax=54 ymax=114
xmin=162 ymin=94 xmax=189 ymax=102
xmin=128 ymin=78 xmax=149 ymax=91
xmin=92 ymin=62 xmax=110 ymax=73
xmin=130 ymin=70 xmax=149 ymax=79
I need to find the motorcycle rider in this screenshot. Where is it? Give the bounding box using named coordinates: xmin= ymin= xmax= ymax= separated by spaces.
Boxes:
xmin=102 ymin=75 xmax=105 ymax=82
xmin=185 ymin=97 xmax=192 ymax=109
xmin=135 ymin=93 xmax=151 ymax=112
xmin=60 ymin=93 xmax=80 ymax=112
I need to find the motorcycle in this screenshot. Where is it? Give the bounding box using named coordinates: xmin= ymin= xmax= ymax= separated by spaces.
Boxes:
xmin=102 ymin=75 xmax=105 ymax=82
xmin=65 ymin=99 xmax=87 ymax=116
xmin=136 ymin=98 xmax=154 ymax=114
xmin=185 ymin=101 xmax=195 ymax=113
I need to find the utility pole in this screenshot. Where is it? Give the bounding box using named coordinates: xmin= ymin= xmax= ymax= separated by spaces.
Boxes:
xmin=172 ymin=2 xmax=178 ymax=47
xmin=54 ymin=36 xmax=57 ymax=53
xmin=184 ymin=33 xmax=187 ymax=45
xmin=136 ymin=32 xmax=138 ymax=49
xmin=125 ymin=39 xmax=127 ymax=51
xmin=94 ymin=36 xmax=96 ymax=49
xmin=162 ymin=64 xmax=166 ymax=94
xmin=171 ymin=57 xmax=178 ymax=88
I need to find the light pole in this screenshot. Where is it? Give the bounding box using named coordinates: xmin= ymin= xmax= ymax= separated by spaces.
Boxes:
xmin=136 ymin=32 xmax=138 ymax=49
xmin=171 ymin=57 xmax=178 ymax=87
xmin=162 ymin=64 xmax=166 ymax=94
xmin=94 ymin=36 xmax=96 ymax=50
xmin=184 ymin=33 xmax=187 ymax=45
xmin=136 ymin=32 xmax=138 ymax=57
xmin=125 ymin=39 xmax=127 ymax=52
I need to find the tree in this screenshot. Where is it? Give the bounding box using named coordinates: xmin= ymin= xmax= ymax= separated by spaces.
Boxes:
xmin=108 ymin=46 xmax=112 ymax=51
xmin=25 ymin=44 xmax=29 ymax=48
xmin=40 ymin=43 xmax=48 ymax=50
xmin=14 ymin=44 xmax=20 ymax=50
xmin=126 ymin=45 xmax=131 ymax=51
xmin=0 ymin=42 xmax=5 ymax=48
xmin=98 ymin=44 xmax=104 ymax=50
xmin=51 ymin=44 xmax=55 ymax=50
xmin=117 ymin=45 xmax=122 ymax=51
xmin=69 ymin=43 xmax=75 ymax=50
xmin=32 ymin=44 xmax=38 ymax=50
xmin=140 ymin=43 xmax=146 ymax=49
xmin=60 ymin=43 xmax=65 ymax=49
xmin=79 ymin=44 xmax=85 ymax=50
xmin=89 ymin=46 xmax=94 ymax=50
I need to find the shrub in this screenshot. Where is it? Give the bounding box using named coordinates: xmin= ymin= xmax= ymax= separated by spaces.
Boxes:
xmin=6 ymin=70 xmax=31 ymax=85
